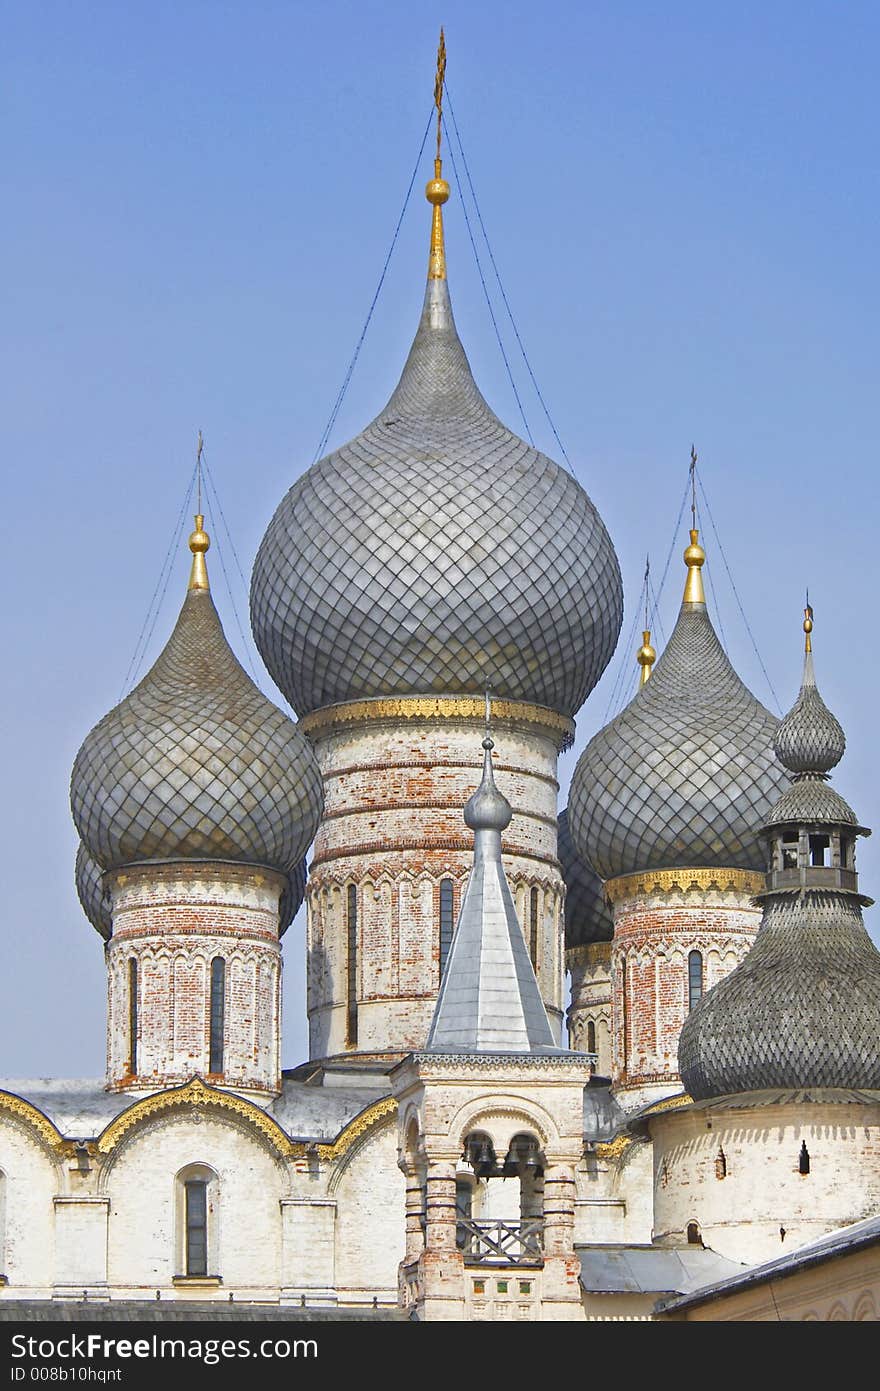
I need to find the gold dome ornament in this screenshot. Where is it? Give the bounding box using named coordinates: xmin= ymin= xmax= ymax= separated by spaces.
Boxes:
xmin=427 ymin=29 xmax=449 ymax=280
xmin=637 ymin=630 xmax=656 ymax=685
xmin=683 ymin=529 xmax=706 ymax=605
xmin=187 ymin=514 xmax=211 ymax=592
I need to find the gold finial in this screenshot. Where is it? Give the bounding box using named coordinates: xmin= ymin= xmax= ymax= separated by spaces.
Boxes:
xmin=683 ymin=528 xmax=706 ymax=605
xmin=188 ymin=513 xmax=210 ymax=591
xmin=803 ymin=597 xmax=813 ymax=654
xmin=426 ymin=28 xmax=450 ymax=280
xmin=637 ymin=630 xmax=656 ymax=685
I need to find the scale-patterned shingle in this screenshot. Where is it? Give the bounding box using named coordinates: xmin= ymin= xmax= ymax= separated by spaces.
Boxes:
xmin=568 ymin=602 xmax=788 ymax=879
xmin=71 ymin=587 xmax=323 ymax=875
xmin=250 ymin=278 xmax=622 ymax=718
xmin=557 ymin=810 xmax=613 ymax=949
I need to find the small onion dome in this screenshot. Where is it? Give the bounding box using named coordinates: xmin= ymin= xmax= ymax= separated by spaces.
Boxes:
xmin=772 ymin=616 xmax=845 ymax=775
xmin=568 ymin=531 xmax=788 ymax=879
xmin=250 ymin=272 xmax=622 ymax=720
xmin=75 ymin=841 xmax=112 ymax=940
xmin=557 ymin=810 xmax=613 ymax=949
xmin=279 ymin=860 xmax=308 ymax=935
xmin=71 ymin=517 xmax=323 ymax=876
xmin=464 ymin=736 xmax=512 ymax=832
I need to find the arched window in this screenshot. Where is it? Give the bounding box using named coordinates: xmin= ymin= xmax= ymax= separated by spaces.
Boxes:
xmin=209 ymin=957 xmax=225 ymax=1075
xmin=688 ymin=951 xmax=703 ymax=1011
xmin=176 ymin=1165 xmax=219 ymax=1279
xmin=128 ymin=958 xmax=138 ymax=1076
xmin=715 ymin=1147 xmax=727 ymax=1180
xmin=529 ymin=887 xmax=540 ymax=969
xmin=587 ymin=1020 xmax=596 ymax=1055
xmin=799 ymin=1141 xmax=811 ymax=1175
xmin=439 ymin=879 xmax=455 ymax=980
xmin=346 ymin=884 xmax=358 ymax=1047
xmin=620 ymin=957 xmax=628 ymax=1070
xmin=686 ymin=1221 xmax=702 ymax=1245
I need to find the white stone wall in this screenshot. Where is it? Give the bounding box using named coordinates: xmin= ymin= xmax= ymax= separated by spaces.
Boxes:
xmin=107 ymin=865 xmax=285 ymax=1098
xmin=651 ymin=1099 xmax=880 ymax=1264
xmin=305 ymin=706 xmax=567 ymax=1058
xmin=0 ymin=1121 xmax=59 ymax=1293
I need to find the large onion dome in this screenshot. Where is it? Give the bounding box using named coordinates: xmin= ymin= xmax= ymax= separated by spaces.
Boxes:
xmin=680 ymin=608 xmax=880 ymax=1098
xmin=71 ymin=517 xmax=323 ymax=878
xmin=568 ymin=530 xmax=788 ymax=879
xmin=250 ymin=158 xmax=622 ymax=719
xmin=557 ymin=810 xmax=613 ymax=949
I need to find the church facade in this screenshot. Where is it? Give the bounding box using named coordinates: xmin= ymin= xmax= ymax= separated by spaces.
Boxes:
xmin=2 ymin=52 xmax=879 ymax=1323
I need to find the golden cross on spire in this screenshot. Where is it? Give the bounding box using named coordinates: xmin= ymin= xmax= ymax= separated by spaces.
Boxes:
xmin=426 ymin=28 xmax=450 ymax=280
xmin=434 ymin=27 xmax=447 ymax=159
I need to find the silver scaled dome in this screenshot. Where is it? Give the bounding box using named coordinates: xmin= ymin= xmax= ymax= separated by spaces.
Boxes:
xmin=76 ymin=841 xmax=112 ymax=941
xmin=71 ymin=517 xmax=324 ymax=878
xmin=568 ymin=531 xmax=788 ymax=879
xmin=250 ymin=175 xmax=622 ymax=719
xmin=680 ymin=613 xmax=880 ymax=1098
xmin=557 ymin=810 xmax=613 ymax=949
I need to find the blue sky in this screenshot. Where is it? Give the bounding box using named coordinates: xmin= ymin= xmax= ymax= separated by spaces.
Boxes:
xmin=2 ymin=1 xmax=878 ymax=1073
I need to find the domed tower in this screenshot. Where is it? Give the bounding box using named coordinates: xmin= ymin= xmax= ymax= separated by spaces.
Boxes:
xmin=250 ymin=72 xmax=623 ymax=1060
xmin=71 ymin=517 xmax=323 ymax=1099
xmin=650 ymin=608 xmax=880 ymax=1263
xmin=568 ymin=529 xmax=788 ymax=1107
xmin=558 ymin=809 xmax=613 ymax=1073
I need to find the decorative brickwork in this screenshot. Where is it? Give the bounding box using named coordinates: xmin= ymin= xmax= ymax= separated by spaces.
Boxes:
xmin=607 ymin=872 xmax=763 ymax=1109
xmin=566 ymin=941 xmax=612 ymax=1075
xmin=305 ymin=708 xmax=566 ymax=1058
xmin=106 ymin=863 xmax=286 ymax=1098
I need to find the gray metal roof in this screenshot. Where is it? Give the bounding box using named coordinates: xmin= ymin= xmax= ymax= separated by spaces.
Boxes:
xmin=557 ymin=809 xmax=613 ymax=949
xmin=655 ymin=1212 xmax=880 ymax=1315
xmin=71 ymin=584 xmax=323 ymax=876
xmin=0 ymin=1076 xmax=389 ymax=1144
xmin=250 ymin=275 xmax=622 ymax=719
xmin=568 ymin=588 xmax=788 ymax=880
xmin=426 ymin=739 xmax=558 ymax=1052
xmin=577 ymin=1244 xmax=745 ymax=1295
xmin=774 ymin=649 xmax=845 ymax=775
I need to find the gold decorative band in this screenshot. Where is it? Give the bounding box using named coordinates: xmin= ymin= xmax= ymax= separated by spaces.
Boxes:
xmin=300 ymin=695 xmax=575 ymax=751
xmin=605 ymin=866 xmax=764 ymax=904
xmin=565 ymin=941 xmax=613 ymax=967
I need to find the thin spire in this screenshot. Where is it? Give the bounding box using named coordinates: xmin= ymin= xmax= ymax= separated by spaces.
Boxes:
xmin=426 ymin=29 xmax=450 ymax=281
xmin=690 ymin=444 xmax=697 ymax=528
xmin=426 ymin=726 xmax=557 ymax=1053
xmin=187 ymin=514 xmax=210 ymax=592
xmin=804 ymin=595 xmax=813 ymax=655
xmin=196 ymin=429 xmax=204 ymax=514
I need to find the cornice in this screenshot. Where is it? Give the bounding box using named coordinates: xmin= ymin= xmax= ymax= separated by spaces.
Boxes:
xmin=300 ymin=696 xmax=574 ymax=752
xmin=0 ymin=1091 xmax=69 ymax=1155
xmin=605 ymin=867 xmax=765 ymax=905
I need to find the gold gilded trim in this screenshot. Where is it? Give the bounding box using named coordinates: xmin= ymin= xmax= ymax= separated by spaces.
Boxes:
xmin=301 ymin=696 xmax=575 ymax=751
xmin=0 ymin=1091 xmax=68 ymax=1153
xmin=565 ymin=942 xmax=612 ymax=968
xmin=97 ymin=1078 xmax=294 ymax=1159
xmin=605 ymin=867 xmax=764 ymax=905
xmin=95 ymin=1077 xmax=396 ymax=1166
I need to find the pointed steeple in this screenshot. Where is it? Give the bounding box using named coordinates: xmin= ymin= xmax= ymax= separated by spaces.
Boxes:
xmin=426 ymin=706 xmax=558 ymax=1053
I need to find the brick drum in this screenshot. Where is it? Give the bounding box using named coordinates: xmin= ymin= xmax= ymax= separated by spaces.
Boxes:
xmin=301 ymin=698 xmax=572 ymax=1059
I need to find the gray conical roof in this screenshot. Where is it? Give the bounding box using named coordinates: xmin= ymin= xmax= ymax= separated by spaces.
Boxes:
xmin=426 ymin=737 xmax=558 ymax=1053
xmin=557 ymin=810 xmax=613 ymax=949
xmin=568 ymin=538 xmax=788 ymax=879
xmin=250 ymin=275 xmax=622 ymax=718
xmin=680 ymin=632 xmax=880 ymax=1098
xmin=71 ymin=544 xmax=323 ymax=875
